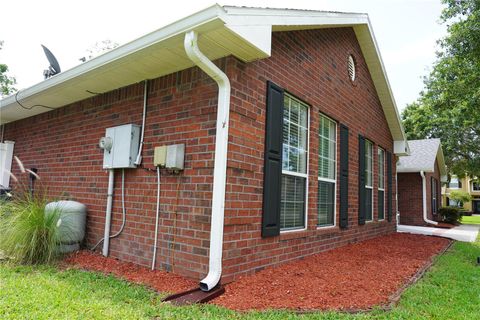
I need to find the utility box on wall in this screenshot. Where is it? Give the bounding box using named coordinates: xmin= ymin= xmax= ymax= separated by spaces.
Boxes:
xmin=101 ymin=124 xmax=141 ymax=169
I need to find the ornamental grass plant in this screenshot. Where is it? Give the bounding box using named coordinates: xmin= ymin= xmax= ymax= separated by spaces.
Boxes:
xmin=0 ymin=157 xmax=64 ymax=265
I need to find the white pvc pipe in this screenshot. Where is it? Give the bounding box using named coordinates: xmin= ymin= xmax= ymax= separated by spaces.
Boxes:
xmin=134 ymin=80 xmax=148 ymax=166
xmin=102 ymin=169 xmax=115 ymax=256
xmin=184 ymin=30 xmax=230 ymax=291
xmin=420 ymin=170 xmax=438 ymax=225
xmin=152 ymin=167 xmax=161 ymax=270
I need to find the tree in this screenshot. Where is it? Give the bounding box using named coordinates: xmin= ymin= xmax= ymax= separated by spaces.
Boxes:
xmin=0 ymin=40 xmax=17 ymax=97
xmin=449 ymin=190 xmax=472 ymax=207
xmin=402 ymin=0 xmax=480 ymax=177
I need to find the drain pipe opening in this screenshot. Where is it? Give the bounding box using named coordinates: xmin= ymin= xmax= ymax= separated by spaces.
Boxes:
xmin=184 ymin=30 xmax=230 ymax=292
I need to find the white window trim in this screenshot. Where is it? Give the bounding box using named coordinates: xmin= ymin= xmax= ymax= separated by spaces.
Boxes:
xmin=365 ymin=140 xmax=374 ymax=222
xmin=280 ymin=96 xmax=309 ymax=234
xmin=317 ymin=114 xmax=337 ymax=229
xmin=378 ymin=148 xmax=385 ymax=221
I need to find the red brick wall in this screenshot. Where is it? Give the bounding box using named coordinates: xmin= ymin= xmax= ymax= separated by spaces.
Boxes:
xmin=222 ymin=28 xmax=397 ymax=282
xmin=398 ymin=160 xmax=441 ymax=226
xmin=4 ymin=66 xmax=223 ymax=280
xmin=398 ymin=173 xmax=424 ymax=225
xmin=4 ymin=27 xmax=398 ymax=283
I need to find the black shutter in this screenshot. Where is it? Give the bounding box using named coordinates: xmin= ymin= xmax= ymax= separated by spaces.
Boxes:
xmin=387 ymin=151 xmax=393 ymax=222
xmin=262 ymin=81 xmax=284 ymax=237
xmin=358 ymin=135 xmax=366 ymax=225
xmin=339 ymin=124 xmax=349 ymax=229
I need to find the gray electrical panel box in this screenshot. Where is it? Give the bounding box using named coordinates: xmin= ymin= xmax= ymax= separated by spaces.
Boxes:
xmin=166 ymin=144 xmax=185 ymax=170
xmin=101 ymin=124 xmax=141 ymax=169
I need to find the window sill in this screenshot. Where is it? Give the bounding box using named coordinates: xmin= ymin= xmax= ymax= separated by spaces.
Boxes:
xmin=317 ymin=224 xmax=336 ymax=230
xmin=279 ymin=225 xmax=340 ymax=241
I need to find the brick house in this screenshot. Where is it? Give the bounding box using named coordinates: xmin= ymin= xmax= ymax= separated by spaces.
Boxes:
xmin=0 ymin=6 xmax=409 ymax=290
xmin=397 ymin=139 xmax=447 ymax=226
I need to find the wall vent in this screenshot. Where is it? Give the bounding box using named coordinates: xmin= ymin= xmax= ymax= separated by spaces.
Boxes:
xmin=348 ymin=55 xmax=356 ymax=82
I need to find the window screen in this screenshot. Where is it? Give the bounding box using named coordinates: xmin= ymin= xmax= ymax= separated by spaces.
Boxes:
xmin=280 ymin=95 xmax=308 ymax=230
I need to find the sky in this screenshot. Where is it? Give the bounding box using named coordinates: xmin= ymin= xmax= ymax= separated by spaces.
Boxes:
xmin=0 ymin=0 xmax=447 ymax=111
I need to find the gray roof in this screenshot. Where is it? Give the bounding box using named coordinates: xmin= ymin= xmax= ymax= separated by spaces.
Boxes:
xmin=397 ymin=139 xmax=447 ymax=176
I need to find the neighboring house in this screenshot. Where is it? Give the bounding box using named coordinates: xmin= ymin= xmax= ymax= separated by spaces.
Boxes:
xmin=0 ymin=5 xmax=409 ymax=287
xmin=442 ymin=175 xmax=480 ymax=213
xmin=397 ymin=139 xmax=447 ymax=226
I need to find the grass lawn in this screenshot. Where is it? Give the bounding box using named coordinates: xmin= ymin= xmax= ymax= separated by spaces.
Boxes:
xmin=462 ymin=215 xmax=480 ymax=224
xmin=1 ymin=237 xmax=480 ymax=319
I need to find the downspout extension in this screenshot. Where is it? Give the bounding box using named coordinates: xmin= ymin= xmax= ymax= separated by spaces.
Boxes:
xmin=184 ymin=30 xmax=230 ymax=292
xmin=420 ymin=170 xmax=438 ymax=225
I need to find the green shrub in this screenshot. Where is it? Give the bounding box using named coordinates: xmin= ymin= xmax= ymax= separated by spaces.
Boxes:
xmin=438 ymin=206 xmax=463 ymax=224
xmin=0 ymin=192 xmax=63 ymax=264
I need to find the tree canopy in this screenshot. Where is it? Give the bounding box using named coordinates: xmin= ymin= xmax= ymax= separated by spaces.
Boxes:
xmin=0 ymin=40 xmax=17 ymax=97
xmin=402 ymin=0 xmax=480 ymax=178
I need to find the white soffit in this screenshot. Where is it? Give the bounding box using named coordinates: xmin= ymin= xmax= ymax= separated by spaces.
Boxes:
xmin=0 ymin=4 xmax=408 ymax=150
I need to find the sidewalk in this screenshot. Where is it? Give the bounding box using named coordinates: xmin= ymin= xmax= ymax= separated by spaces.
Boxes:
xmin=397 ymin=223 xmax=480 ymax=242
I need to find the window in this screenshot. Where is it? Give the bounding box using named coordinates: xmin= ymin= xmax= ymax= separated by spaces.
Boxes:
xmin=281 ymin=94 xmax=308 ymax=230
xmin=365 ymin=140 xmax=373 ymax=221
xmin=472 ymin=181 xmax=480 ymax=191
xmin=377 ymin=148 xmax=385 ymax=220
xmin=318 ymin=115 xmax=336 ymax=227
xmin=449 ymin=176 xmax=460 ymax=189
xmin=432 ymin=178 xmax=438 ymax=214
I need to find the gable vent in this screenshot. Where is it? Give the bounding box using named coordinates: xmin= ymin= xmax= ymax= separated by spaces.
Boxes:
xmin=348 ymin=55 xmax=356 ymax=82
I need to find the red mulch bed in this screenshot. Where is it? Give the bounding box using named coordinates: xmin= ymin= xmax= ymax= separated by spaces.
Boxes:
xmin=63 ymin=251 xmax=196 ymax=293
xmin=212 ymin=233 xmax=450 ymax=312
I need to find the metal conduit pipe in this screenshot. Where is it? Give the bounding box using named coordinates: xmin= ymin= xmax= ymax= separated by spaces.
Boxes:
xmin=151 ymin=167 xmax=161 ymax=270
xmin=134 ymin=80 xmax=148 ymax=166
xmin=102 ymin=169 xmax=115 ymax=256
xmin=184 ymin=30 xmax=231 ymax=292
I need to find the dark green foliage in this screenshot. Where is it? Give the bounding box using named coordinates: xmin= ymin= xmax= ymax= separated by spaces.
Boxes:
xmin=0 ymin=40 xmax=16 ymax=96
xmin=402 ymin=0 xmax=480 ymax=177
xmin=439 ymin=206 xmax=463 ymax=224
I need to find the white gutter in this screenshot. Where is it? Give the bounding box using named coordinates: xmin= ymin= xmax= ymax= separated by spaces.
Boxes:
xmin=420 ymin=170 xmax=438 ymax=225
xmin=184 ymin=30 xmax=230 ymax=292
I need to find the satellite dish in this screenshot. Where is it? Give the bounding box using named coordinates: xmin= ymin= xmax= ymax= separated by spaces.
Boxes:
xmin=41 ymin=45 xmax=61 ymax=79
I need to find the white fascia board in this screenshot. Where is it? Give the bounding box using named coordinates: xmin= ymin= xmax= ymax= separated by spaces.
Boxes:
xmin=354 ymin=19 xmax=408 ymax=146
xmin=0 ymin=4 xmax=225 ymax=111
xmin=222 ymin=6 xmax=371 ymax=58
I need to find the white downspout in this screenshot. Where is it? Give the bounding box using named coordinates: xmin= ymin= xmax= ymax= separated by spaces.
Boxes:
xmin=420 ymin=171 xmax=438 ymax=225
xmin=102 ymin=169 xmax=115 ymax=256
xmin=184 ymin=30 xmax=230 ymax=291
